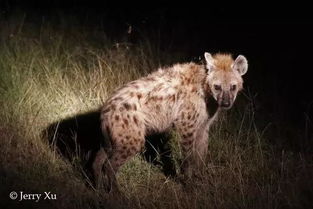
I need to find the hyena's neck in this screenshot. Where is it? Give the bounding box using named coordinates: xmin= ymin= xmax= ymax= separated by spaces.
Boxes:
xmin=200 ymin=76 xmax=219 ymax=119
xmin=205 ymin=96 xmax=219 ymax=119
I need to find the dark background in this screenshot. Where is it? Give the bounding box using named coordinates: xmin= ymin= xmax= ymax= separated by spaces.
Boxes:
xmin=1 ymin=0 xmax=313 ymax=151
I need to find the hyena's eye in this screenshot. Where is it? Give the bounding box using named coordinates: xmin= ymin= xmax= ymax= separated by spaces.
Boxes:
xmin=214 ymin=84 xmax=222 ymax=91
xmin=230 ymin=84 xmax=237 ymax=91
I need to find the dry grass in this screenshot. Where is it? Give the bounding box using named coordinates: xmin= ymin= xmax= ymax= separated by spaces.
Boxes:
xmin=0 ymin=16 xmax=312 ymax=209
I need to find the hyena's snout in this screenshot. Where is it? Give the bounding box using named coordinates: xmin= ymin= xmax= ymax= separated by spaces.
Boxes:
xmin=219 ymin=91 xmax=233 ymax=109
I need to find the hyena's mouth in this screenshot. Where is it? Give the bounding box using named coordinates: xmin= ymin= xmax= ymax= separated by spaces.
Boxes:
xmin=219 ymin=103 xmax=232 ymax=110
xmin=216 ymin=95 xmax=233 ymax=110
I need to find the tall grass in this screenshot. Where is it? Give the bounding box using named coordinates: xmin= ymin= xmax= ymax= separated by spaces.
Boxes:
xmin=0 ymin=15 xmax=312 ymax=209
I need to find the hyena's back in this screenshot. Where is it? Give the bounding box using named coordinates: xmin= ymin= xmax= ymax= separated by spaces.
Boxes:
xmin=101 ymin=62 xmax=205 ymax=136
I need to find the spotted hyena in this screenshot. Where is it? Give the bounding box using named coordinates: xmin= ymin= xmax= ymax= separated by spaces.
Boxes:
xmin=93 ymin=52 xmax=248 ymax=191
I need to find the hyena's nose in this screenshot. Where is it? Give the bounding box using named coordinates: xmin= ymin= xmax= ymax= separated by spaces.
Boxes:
xmin=221 ymin=101 xmax=230 ymax=108
xmin=221 ymin=92 xmax=231 ymax=108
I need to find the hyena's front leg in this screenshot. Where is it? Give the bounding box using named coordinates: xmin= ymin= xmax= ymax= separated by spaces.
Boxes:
xmin=175 ymin=126 xmax=200 ymax=178
xmin=175 ymin=108 xmax=209 ymax=182
xmin=178 ymin=128 xmax=208 ymax=179
xmin=193 ymin=124 xmax=209 ymax=176
xmin=179 ymin=131 xmax=196 ymax=180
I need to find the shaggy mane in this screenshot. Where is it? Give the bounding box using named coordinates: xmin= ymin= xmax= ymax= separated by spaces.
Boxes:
xmin=213 ymin=53 xmax=234 ymax=71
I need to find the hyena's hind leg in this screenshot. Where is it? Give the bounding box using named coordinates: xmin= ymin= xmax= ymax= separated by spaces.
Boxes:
xmin=103 ymin=133 xmax=145 ymax=192
xmin=92 ymin=146 xmax=121 ymax=193
xmin=92 ymin=147 xmax=112 ymax=190
xmin=98 ymin=117 xmax=146 ymax=193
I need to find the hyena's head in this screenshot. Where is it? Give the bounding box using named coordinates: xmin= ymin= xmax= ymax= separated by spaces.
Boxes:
xmin=204 ymin=52 xmax=248 ymax=110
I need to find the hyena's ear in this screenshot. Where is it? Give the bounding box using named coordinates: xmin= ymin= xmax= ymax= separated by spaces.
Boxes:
xmin=233 ymin=55 xmax=248 ymax=75
xmin=204 ymin=52 xmax=215 ymax=73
